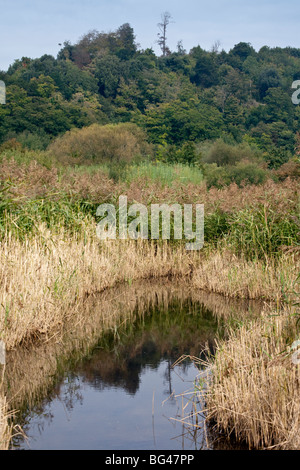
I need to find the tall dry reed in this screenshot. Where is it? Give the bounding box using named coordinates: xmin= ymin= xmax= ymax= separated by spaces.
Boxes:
xmin=0 ymin=222 xmax=193 ymax=350
xmin=0 ymin=389 xmax=12 ymax=450
xmin=205 ymin=308 xmax=300 ymax=449
xmin=192 ymin=249 xmax=299 ymax=301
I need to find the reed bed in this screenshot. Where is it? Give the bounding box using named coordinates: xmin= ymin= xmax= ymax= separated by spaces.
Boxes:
xmin=205 ymin=308 xmax=300 ymax=450
xmin=192 ymin=249 xmax=299 ymax=301
xmin=0 ymin=153 xmax=299 ymax=449
xmin=1 ymin=223 xmax=296 ymax=351
xmin=0 ymin=223 xmax=194 ymax=351
xmin=0 ymin=393 xmax=12 ymax=450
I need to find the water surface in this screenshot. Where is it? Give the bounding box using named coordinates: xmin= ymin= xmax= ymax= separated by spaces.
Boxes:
xmin=7 ymin=281 xmax=260 ymax=450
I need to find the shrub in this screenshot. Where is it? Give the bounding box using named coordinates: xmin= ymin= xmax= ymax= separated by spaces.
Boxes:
xmin=0 ymin=138 xmax=24 ymax=154
xmin=47 ymin=123 xmax=153 ymax=165
xmin=203 ymin=139 xmax=262 ymax=167
xmin=204 ymin=161 xmax=268 ymax=188
xmin=203 ymin=163 xmax=230 ymax=188
xmin=274 ymin=159 xmax=300 ymax=181
xmin=227 ymin=161 xmax=267 ymax=186
xmin=158 ymin=141 xmax=199 ymax=165
xmin=15 ymin=131 xmax=51 ymax=151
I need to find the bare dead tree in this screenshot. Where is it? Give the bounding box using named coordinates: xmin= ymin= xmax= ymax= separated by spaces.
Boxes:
xmin=157 ymin=12 xmax=173 ymax=57
xmin=211 ymin=40 xmax=221 ymax=54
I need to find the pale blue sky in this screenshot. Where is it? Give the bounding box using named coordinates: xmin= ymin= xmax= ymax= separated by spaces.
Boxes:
xmin=1 ymin=0 xmax=300 ymax=70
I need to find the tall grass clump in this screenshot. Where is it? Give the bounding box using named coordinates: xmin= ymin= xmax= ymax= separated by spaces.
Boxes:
xmin=0 ymin=198 xmax=95 ymax=241
xmin=225 ymin=203 xmax=299 ymax=260
xmin=0 ymin=395 xmax=12 ymax=450
xmin=205 ymin=307 xmax=300 ymax=449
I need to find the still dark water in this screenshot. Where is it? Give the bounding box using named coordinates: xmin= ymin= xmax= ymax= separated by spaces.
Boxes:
xmin=9 ymin=290 xmax=238 ymax=450
xmin=16 ymin=360 xmax=207 ymax=450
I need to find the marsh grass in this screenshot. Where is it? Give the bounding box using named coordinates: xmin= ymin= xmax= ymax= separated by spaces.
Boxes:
xmin=0 ymin=222 xmax=195 ymax=350
xmin=0 ymin=158 xmax=298 ymax=349
xmin=1 ymin=158 xmax=298 ymax=259
xmin=125 ymin=162 xmax=204 ymax=187
xmin=225 ymin=203 xmax=299 ymax=259
xmin=205 ymin=307 xmax=300 ymax=450
xmin=0 ymin=152 xmax=299 ymax=449
xmin=0 ymin=393 xmax=12 ymax=450
xmin=192 ymin=249 xmax=299 ymax=301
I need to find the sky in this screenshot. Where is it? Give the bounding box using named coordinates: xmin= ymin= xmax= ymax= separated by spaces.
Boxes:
xmin=1 ymin=0 xmax=300 ymax=71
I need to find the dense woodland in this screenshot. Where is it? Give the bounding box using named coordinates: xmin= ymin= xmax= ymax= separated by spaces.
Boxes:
xmin=1 ymin=21 xmax=300 ymax=173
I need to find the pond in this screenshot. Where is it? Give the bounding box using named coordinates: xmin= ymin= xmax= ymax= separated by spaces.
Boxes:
xmin=6 ymin=280 xmax=260 ymax=450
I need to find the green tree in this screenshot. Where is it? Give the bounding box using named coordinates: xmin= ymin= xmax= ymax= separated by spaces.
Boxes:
xmin=116 ymin=23 xmax=137 ymax=60
xmin=263 ymin=87 xmax=294 ymax=125
xmin=140 ymin=98 xmax=223 ymax=145
xmin=95 ymin=55 xmax=125 ymax=98
xmin=258 ymin=68 xmax=281 ymax=99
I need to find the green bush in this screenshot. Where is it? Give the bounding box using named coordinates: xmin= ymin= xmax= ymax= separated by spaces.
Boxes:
xmin=157 ymin=141 xmax=199 ymax=165
xmin=203 ymin=164 xmax=230 ymax=188
xmin=47 ymin=123 xmax=153 ymax=166
xmin=227 ymin=162 xmax=267 ymax=186
xmin=15 ymin=131 xmax=52 ymax=151
xmin=204 ymin=162 xmax=268 ymax=188
xmin=203 ymin=139 xmax=262 ymax=167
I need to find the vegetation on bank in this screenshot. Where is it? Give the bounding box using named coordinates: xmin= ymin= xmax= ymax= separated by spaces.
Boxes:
xmin=0 ymin=148 xmax=298 ymax=345
xmin=0 ymin=146 xmax=298 ymax=256
xmin=205 ymin=302 xmax=300 ymax=450
xmin=0 ymin=148 xmax=299 ymax=449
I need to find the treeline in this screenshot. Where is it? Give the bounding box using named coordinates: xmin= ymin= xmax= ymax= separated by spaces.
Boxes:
xmin=1 ymin=22 xmax=300 ymax=168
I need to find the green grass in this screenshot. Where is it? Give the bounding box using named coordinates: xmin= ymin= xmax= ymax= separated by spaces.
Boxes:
xmin=124 ymin=162 xmax=204 ymax=186
xmin=0 ymin=148 xmax=58 ymax=169
xmin=0 ymin=197 xmax=94 ymax=240
xmin=225 ymin=204 xmax=299 ymax=259
xmin=62 ymin=161 xmax=205 ymax=186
